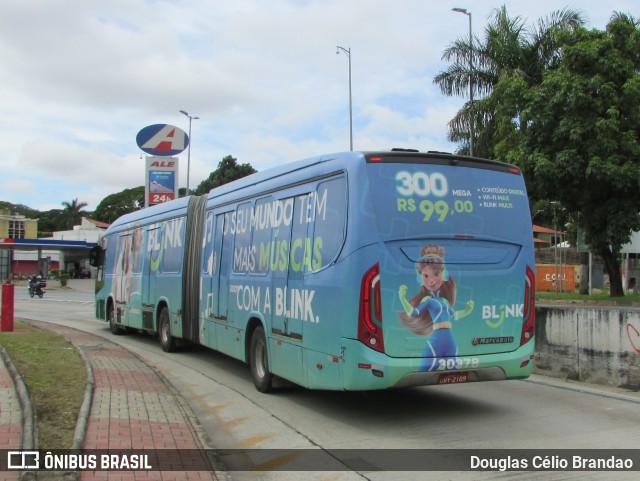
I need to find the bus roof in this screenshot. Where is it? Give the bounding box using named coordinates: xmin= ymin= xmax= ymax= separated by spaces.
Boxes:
xmin=206 ymin=150 xmax=520 ymax=201
xmin=105 ymin=195 xmax=192 ymax=234
xmin=207 ymin=151 xmax=355 ymax=200
xmin=103 ymin=150 xmax=520 ymax=234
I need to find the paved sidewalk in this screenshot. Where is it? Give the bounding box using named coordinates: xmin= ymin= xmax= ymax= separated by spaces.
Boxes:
xmin=0 ymin=320 xmax=225 ymax=481
xmin=0 ymin=345 xmax=22 ymax=481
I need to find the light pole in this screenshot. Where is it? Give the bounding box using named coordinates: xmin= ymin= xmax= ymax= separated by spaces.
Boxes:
xmin=179 ymin=110 xmax=199 ymax=196
xmin=336 ymin=46 xmax=353 ymax=151
xmin=452 ymin=7 xmax=474 ymax=157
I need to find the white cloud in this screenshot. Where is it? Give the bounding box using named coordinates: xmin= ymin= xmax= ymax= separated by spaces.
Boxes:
xmin=2 ymin=179 xmax=35 ymax=195
xmin=0 ymin=0 xmax=636 ymax=211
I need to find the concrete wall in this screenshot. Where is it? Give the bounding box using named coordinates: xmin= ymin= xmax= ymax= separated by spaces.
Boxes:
xmin=534 ymin=305 xmax=640 ymax=390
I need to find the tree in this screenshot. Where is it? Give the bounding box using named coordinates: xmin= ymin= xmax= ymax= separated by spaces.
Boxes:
xmin=0 ymin=201 xmax=37 ymax=218
xmin=93 ymin=186 xmax=145 ymax=223
xmin=37 ymin=209 xmax=68 ymax=236
xmin=434 ymin=5 xmax=584 ymax=158
xmin=194 ymin=155 xmax=257 ymax=195
xmin=61 ymin=198 xmax=88 ymax=229
xmin=518 ymin=14 xmax=640 ymax=296
xmin=0 ymin=201 xmax=81 ymax=236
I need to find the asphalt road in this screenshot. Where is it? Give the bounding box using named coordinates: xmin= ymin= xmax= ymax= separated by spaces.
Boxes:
xmin=7 ymin=280 xmax=640 ymax=481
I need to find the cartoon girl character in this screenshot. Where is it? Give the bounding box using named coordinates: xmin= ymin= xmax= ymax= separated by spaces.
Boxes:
xmin=398 ymin=244 xmax=473 ymax=371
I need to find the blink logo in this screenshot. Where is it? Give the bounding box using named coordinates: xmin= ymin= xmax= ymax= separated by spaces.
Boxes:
xmin=482 ymin=304 xmax=524 ymax=328
xmin=7 ymin=451 xmax=39 ymax=469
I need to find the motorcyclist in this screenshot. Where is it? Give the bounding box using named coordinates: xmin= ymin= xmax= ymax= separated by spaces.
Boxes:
xmin=28 ymin=274 xmax=45 ymax=298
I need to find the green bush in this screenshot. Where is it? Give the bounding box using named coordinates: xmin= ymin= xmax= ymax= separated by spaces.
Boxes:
xmin=59 ymin=273 xmax=71 ymax=287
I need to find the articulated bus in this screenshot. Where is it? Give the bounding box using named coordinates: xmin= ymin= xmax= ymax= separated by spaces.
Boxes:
xmin=91 ymin=150 xmax=535 ymax=392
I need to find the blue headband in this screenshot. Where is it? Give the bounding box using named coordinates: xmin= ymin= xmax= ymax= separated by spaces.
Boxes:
xmin=416 ymin=254 xmax=448 ymax=283
xmin=418 ymin=255 xmax=445 ymax=263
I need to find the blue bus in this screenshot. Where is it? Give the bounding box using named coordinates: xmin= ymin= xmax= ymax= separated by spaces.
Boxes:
xmin=91 ymin=150 xmax=535 ymax=392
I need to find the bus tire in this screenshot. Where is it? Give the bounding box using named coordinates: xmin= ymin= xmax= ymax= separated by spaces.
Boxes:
xmin=249 ymin=326 xmax=273 ymax=393
xmin=159 ymin=307 xmax=176 ymax=352
xmin=108 ymin=303 xmax=123 ymax=335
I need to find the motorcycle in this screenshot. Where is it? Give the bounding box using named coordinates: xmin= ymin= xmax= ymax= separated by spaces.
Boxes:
xmin=28 ymin=278 xmax=46 ymax=298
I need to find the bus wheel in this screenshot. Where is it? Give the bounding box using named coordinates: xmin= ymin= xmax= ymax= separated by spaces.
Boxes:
xmin=250 ymin=326 xmax=273 ymax=393
xmin=159 ymin=307 xmax=176 ymax=352
xmin=108 ymin=303 xmax=123 ymax=335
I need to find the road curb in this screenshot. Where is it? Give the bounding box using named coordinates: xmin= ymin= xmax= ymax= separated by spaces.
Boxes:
xmin=70 ymin=347 xmax=94 ymax=451
xmin=0 ymin=345 xmax=36 ymax=451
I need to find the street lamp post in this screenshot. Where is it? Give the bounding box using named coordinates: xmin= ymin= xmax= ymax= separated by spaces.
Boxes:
xmin=179 ymin=110 xmax=199 ymax=196
xmin=336 ymin=46 xmax=353 ymax=151
xmin=452 ymin=7 xmax=474 ymax=157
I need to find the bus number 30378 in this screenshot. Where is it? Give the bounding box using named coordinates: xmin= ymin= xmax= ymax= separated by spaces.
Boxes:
xmin=438 ymin=357 xmax=480 ymax=371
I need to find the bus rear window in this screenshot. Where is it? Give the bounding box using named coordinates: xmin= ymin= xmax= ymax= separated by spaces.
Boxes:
xmin=367 ymin=162 xmax=531 ymax=242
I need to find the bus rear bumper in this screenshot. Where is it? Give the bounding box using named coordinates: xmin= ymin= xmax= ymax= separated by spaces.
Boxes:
xmin=340 ymin=338 xmax=535 ymax=390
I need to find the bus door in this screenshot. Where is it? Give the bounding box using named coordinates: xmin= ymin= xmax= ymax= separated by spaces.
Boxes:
xmin=270 ymin=193 xmax=306 ymax=386
xmin=199 ymin=211 xmax=219 ymax=349
xmin=142 ymin=225 xmax=160 ymax=331
xmin=125 ymin=227 xmax=145 ymax=329
xmin=213 ymin=210 xmax=243 ymax=358
xmin=101 ymin=235 xmax=119 ymax=320
xmin=215 ymin=212 xmax=232 ymax=321
xmin=114 ymin=232 xmax=131 ymax=324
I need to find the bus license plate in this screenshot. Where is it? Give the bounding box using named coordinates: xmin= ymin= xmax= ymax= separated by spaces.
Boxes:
xmin=438 ymin=372 xmax=468 ymax=384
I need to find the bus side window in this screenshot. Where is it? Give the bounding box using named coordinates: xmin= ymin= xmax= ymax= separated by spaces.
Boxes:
xmin=290 ymin=194 xmax=311 ymax=276
xmin=131 ymin=228 xmax=144 ymax=274
xmin=161 ymin=218 xmax=185 ymax=273
xmin=311 ymin=176 xmax=347 ymax=271
xmin=104 ymin=236 xmax=118 ymax=275
xmin=251 ymin=196 xmax=273 ymax=275
xmin=232 ymin=202 xmax=253 ymax=274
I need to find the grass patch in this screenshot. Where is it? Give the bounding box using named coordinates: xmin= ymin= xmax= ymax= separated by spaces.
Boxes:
xmin=0 ymin=320 xmax=86 ymax=448
xmin=537 ymin=291 xmax=640 ymax=302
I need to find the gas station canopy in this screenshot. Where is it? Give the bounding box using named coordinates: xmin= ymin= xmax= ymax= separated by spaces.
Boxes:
xmin=0 ymin=238 xmax=97 ymax=264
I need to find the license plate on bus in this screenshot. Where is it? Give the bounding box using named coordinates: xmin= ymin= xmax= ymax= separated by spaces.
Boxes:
xmin=438 ymin=372 xmax=469 ymax=385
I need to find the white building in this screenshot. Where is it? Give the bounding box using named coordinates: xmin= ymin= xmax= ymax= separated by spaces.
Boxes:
xmin=13 ymin=218 xmax=108 ymax=277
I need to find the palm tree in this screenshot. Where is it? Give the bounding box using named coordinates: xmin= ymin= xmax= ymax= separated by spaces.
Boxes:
xmin=61 ymin=198 xmax=88 ymax=229
xmin=434 ymin=5 xmax=584 ymax=157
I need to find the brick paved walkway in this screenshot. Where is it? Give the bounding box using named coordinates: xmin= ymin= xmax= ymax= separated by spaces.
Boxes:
xmin=0 ymin=347 xmax=21 ymax=481
xmin=1 ymin=321 xmax=224 ymax=481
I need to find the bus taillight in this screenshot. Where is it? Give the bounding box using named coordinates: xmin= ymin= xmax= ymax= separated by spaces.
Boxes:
xmin=521 ymin=265 xmax=535 ymax=346
xmin=358 ymin=263 xmax=385 ymax=353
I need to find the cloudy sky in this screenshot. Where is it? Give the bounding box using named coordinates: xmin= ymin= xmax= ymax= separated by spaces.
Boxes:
xmin=0 ymin=0 xmax=636 ymax=212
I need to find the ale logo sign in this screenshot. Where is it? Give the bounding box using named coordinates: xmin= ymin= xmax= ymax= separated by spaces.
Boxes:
xmin=136 ymin=124 xmax=188 ymax=156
